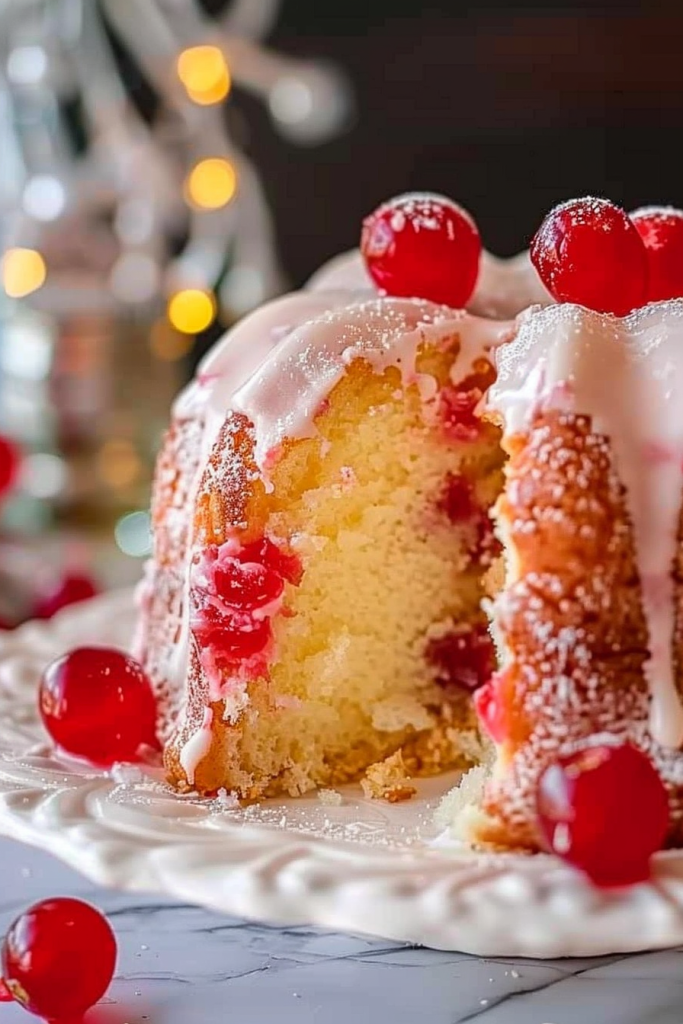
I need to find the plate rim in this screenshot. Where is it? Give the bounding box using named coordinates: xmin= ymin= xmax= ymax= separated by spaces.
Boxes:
xmin=3 ymin=591 xmax=683 ymax=958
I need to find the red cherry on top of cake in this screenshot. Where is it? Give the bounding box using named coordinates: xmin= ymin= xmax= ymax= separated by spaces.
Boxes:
xmin=630 ymin=205 xmax=683 ymax=302
xmin=536 ymin=741 xmax=669 ymax=888
xmin=361 ymin=192 xmax=482 ymax=307
xmin=531 ymin=196 xmax=650 ymax=316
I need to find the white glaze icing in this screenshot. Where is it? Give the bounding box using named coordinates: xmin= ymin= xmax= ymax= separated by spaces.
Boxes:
xmin=490 ymin=300 xmax=683 ymax=749
xmin=179 ymin=706 xmax=213 ymax=785
xmin=232 ymin=297 xmax=513 ymax=471
xmin=471 ymin=251 xmax=553 ymax=319
xmin=306 ymin=247 xmax=552 ymax=320
xmin=306 ymin=248 xmax=374 ymax=293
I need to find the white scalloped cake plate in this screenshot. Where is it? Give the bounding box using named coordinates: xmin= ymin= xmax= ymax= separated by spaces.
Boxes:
xmin=3 ymin=591 xmax=683 ymax=958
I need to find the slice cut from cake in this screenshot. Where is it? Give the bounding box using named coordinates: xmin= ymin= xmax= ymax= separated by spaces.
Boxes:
xmin=138 ymin=291 xmax=513 ymax=798
xmin=466 ymin=299 xmax=683 ymax=849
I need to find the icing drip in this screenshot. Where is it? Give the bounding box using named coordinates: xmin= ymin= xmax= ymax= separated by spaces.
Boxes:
xmin=179 ymin=706 xmax=213 ymax=785
xmin=490 ymin=300 xmax=683 ymax=749
xmin=232 ymin=298 xmax=514 ymax=471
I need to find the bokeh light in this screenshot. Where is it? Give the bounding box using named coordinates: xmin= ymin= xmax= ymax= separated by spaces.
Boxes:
xmin=167 ymin=289 xmax=216 ymax=334
xmin=7 ymin=45 xmax=47 ymax=85
xmin=97 ymin=440 xmax=142 ymax=490
xmin=2 ymin=248 xmax=47 ymax=298
xmin=185 ymin=158 xmax=237 ymax=210
xmin=149 ymin=320 xmax=195 ymax=362
xmin=21 ymin=453 xmax=67 ymax=500
xmin=177 ymin=45 xmax=231 ymax=105
xmin=115 ymin=511 xmax=153 ymax=558
xmin=23 ymin=175 xmax=66 ymax=222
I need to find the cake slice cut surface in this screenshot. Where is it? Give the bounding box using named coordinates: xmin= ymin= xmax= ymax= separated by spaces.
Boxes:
xmin=139 ymin=294 xmax=513 ymax=799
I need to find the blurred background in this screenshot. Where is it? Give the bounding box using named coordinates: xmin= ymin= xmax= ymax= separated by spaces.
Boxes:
xmin=1 ymin=0 xmax=681 ymax=624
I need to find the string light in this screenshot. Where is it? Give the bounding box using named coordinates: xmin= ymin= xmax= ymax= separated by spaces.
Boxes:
xmin=185 ymin=158 xmax=237 ymax=210
xmin=1 ymin=248 xmax=47 ymax=298
xmin=1 ymin=1 xmax=350 ymax=329
xmin=167 ymin=289 xmax=216 ymax=334
xmin=177 ymin=45 xmax=231 ymax=105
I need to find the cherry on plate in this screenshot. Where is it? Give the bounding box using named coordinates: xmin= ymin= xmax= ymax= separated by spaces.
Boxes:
xmin=33 ymin=571 xmax=99 ymax=620
xmin=1 ymin=897 xmax=117 ymax=1019
xmin=39 ymin=646 xmax=160 ymax=766
xmin=0 ymin=435 xmax=20 ymax=499
xmin=536 ymin=741 xmax=669 ymax=887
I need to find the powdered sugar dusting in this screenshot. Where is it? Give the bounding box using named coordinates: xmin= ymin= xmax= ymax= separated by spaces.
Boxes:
xmin=308 ymin=247 xmax=553 ymax=321
xmin=233 ymin=297 xmax=512 ymax=471
xmin=491 ymin=300 xmax=683 ymax=750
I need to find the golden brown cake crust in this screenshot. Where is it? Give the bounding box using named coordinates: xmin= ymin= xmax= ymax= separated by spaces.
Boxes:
xmin=477 ymin=411 xmax=655 ymax=849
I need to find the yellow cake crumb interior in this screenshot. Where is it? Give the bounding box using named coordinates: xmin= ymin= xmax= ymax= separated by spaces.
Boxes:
xmin=205 ymin=344 xmax=504 ymax=798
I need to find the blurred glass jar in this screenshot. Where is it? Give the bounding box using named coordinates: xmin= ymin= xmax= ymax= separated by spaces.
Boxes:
xmin=0 ymin=295 xmax=185 ymax=587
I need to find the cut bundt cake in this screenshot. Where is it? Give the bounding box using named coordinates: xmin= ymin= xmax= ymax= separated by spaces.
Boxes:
xmin=138 ymin=190 xmax=683 ymax=883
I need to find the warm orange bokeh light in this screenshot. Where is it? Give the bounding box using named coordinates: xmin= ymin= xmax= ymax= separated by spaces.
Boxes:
xmin=2 ymin=248 xmax=47 ymax=298
xmin=177 ymin=46 xmax=231 ymax=105
xmin=97 ymin=439 xmax=142 ymax=489
xmin=185 ymin=158 xmax=238 ymax=210
xmin=167 ymin=289 xmax=216 ymax=334
xmin=149 ymin=320 xmax=195 ymax=361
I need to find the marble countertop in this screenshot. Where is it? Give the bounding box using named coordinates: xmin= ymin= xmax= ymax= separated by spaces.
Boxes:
xmin=1 ymin=840 xmax=682 ymax=1023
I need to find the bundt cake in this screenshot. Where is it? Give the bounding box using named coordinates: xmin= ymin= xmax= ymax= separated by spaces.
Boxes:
xmin=138 ymin=191 xmax=683 ymax=880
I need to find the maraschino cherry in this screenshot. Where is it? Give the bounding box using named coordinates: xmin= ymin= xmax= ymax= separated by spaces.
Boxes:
xmin=536 ymin=741 xmax=669 ymax=887
xmin=1 ymin=897 xmax=116 ymax=1019
xmin=0 ymin=434 xmax=20 ymax=499
xmin=361 ymin=192 xmax=482 ymax=307
xmin=39 ymin=646 xmax=160 ymax=766
xmin=530 ymin=196 xmax=649 ymax=316
xmin=33 ymin=571 xmax=99 ymax=620
xmin=630 ymin=205 xmax=683 ymax=302
xmin=473 ymin=674 xmax=507 ymax=744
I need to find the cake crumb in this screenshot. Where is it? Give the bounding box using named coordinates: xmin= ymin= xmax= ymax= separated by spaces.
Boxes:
xmin=434 ymin=764 xmax=488 ymax=833
xmin=318 ymin=788 xmax=343 ymax=806
xmin=110 ymin=763 xmax=145 ymax=785
xmin=215 ymin=787 xmax=240 ymax=809
xmin=361 ymin=750 xmax=417 ymax=803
